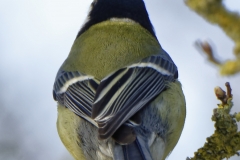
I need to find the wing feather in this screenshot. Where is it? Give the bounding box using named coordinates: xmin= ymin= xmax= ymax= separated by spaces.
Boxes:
xmin=53 ymin=51 xmax=178 ymax=139
xmin=92 ymin=54 xmax=177 ymax=140
xmin=53 ymin=71 xmax=99 ymax=126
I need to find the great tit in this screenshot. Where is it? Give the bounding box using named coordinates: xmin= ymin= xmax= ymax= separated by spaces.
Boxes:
xmin=53 ymin=0 xmax=186 ymax=160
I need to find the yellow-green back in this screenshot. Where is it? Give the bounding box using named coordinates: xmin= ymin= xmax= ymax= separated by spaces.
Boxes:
xmin=61 ymin=20 xmax=161 ymax=80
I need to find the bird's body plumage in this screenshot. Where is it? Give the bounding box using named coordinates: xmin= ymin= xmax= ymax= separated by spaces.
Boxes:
xmin=53 ymin=0 xmax=186 ymax=159
xmin=57 ymin=80 xmax=185 ymax=160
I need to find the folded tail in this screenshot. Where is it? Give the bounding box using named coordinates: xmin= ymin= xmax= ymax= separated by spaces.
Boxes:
xmin=113 ymin=136 xmax=153 ymax=160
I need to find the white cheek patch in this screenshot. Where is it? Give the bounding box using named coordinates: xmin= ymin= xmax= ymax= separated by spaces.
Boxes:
xmin=82 ymin=0 xmax=98 ymax=28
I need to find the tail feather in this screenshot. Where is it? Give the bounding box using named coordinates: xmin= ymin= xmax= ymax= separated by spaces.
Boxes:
xmin=113 ymin=136 xmax=153 ymax=160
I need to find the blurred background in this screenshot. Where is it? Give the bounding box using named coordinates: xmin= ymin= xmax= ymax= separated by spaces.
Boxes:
xmin=0 ymin=0 xmax=239 ymax=159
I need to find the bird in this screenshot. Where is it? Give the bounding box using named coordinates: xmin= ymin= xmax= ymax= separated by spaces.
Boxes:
xmin=53 ymin=0 xmax=186 ymax=160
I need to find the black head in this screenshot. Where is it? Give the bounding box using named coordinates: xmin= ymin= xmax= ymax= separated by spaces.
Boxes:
xmin=76 ymin=0 xmax=156 ymax=38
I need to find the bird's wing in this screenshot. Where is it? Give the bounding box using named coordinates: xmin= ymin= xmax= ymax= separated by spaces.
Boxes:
xmin=53 ymin=70 xmax=99 ymax=126
xmin=92 ymin=52 xmax=178 ymax=140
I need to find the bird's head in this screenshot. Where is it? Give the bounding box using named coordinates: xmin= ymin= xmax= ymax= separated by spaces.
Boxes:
xmin=77 ymin=0 xmax=156 ymax=38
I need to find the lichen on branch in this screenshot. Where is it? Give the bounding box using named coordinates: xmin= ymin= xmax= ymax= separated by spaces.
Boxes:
xmin=187 ymin=82 xmax=240 ymax=160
